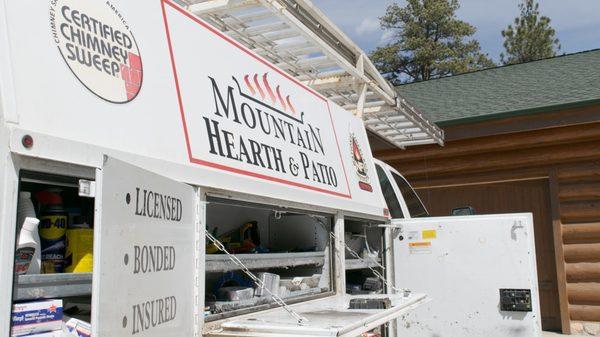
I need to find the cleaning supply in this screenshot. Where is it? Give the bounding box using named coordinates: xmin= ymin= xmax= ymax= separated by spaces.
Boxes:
xmin=206 ymin=221 xmax=262 ymax=254
xmin=11 ymin=299 xmax=63 ymax=336
xmin=16 ymin=192 xmax=36 ymax=236
xmin=255 ymin=272 xmax=280 ymax=297
xmin=37 ymin=190 xmax=68 ymax=273
xmin=63 ymin=315 xmax=91 ymax=337
xmin=363 ymin=277 xmax=383 ymax=292
xmin=64 ymin=228 xmax=93 ymax=273
xmin=14 ymin=217 xmax=41 ymax=275
xmin=205 ymin=227 xmax=220 ymax=254
xmin=217 ymin=287 xmax=254 ymax=301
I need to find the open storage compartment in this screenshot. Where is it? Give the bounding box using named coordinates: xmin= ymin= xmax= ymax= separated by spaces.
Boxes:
xmin=11 ymin=170 xmax=94 ymax=336
xmin=203 ymin=200 xmax=427 ymax=337
xmin=344 ymin=219 xmax=386 ymax=295
xmin=204 ymin=197 xmax=335 ymax=321
xmin=344 ymin=219 xmax=392 ymax=337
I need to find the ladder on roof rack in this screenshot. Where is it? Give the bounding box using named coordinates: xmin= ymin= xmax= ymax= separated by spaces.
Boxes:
xmin=177 ymin=0 xmax=444 ymax=149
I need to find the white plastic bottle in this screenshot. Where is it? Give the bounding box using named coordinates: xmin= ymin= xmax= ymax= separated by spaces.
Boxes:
xmin=15 ymin=217 xmax=41 ymax=275
xmin=17 ymin=191 xmax=36 ymax=236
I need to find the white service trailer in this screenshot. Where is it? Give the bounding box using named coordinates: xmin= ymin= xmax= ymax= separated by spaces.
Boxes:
xmin=0 ymin=1 xmax=421 ymax=336
xmin=0 ymin=0 xmax=541 ymax=336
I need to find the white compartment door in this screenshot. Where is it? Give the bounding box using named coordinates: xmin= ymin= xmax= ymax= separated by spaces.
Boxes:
xmin=203 ymin=293 xmax=427 ymax=337
xmin=92 ymin=156 xmax=200 ymax=337
xmin=393 ymin=213 xmax=542 ymax=337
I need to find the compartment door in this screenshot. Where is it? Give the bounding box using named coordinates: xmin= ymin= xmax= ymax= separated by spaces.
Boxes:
xmin=392 ymin=213 xmax=542 ymax=337
xmin=92 ymin=156 xmax=200 ymax=337
xmin=203 ymin=293 xmax=427 ymax=337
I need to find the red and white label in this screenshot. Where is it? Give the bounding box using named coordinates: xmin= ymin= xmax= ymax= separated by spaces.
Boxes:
xmin=50 ymin=0 xmax=142 ymax=103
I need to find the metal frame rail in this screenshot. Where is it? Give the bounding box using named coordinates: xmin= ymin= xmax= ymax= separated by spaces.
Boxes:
xmin=175 ymin=0 xmax=444 ymax=149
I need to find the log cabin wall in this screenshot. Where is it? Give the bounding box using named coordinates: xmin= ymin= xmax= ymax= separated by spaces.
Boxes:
xmin=374 ymin=106 xmax=600 ymax=334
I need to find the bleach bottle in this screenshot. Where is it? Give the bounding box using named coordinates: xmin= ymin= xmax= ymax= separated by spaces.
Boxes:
xmin=15 ymin=217 xmax=41 ymax=275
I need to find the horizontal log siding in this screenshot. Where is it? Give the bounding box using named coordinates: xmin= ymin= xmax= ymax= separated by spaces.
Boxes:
xmin=376 ymin=117 xmax=600 ymax=331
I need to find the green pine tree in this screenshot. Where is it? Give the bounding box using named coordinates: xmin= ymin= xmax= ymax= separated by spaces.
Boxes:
xmin=370 ymin=0 xmax=494 ymax=84
xmin=501 ymin=0 xmax=561 ymax=65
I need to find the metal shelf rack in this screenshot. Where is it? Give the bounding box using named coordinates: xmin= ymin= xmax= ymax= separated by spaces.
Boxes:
xmin=345 ymin=258 xmax=382 ymax=271
xmin=14 ymin=273 xmax=93 ymax=301
xmin=206 ymin=251 xmax=325 ymax=272
xmin=175 ymin=0 xmax=444 ymax=149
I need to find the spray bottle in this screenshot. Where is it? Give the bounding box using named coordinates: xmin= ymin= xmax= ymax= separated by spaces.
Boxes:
xmin=37 ymin=190 xmax=68 ymax=273
xmin=15 ymin=217 xmax=41 ymax=275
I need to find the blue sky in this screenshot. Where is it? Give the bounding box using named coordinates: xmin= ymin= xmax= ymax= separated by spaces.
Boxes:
xmin=312 ymin=0 xmax=600 ymax=62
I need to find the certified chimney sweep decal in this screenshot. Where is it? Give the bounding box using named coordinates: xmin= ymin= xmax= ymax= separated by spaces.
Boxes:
xmin=50 ymin=0 xmax=142 ymax=103
xmin=350 ymin=133 xmax=373 ymax=192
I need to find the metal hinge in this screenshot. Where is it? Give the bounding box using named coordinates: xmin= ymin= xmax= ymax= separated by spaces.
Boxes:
xmin=194 ymin=190 xmax=203 ymax=337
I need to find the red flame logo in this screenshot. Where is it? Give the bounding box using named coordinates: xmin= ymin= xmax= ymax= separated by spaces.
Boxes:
xmin=243 ymin=73 xmax=297 ymax=114
xmin=352 ymin=138 xmax=364 ymax=162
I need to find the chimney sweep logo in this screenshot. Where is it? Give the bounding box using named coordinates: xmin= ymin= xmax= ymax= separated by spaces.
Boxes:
xmin=50 ymin=0 xmax=142 ymax=103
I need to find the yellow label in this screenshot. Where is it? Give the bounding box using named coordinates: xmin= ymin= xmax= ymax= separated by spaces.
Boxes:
xmin=422 ymin=229 xmax=437 ymax=239
xmin=65 ymin=229 xmax=93 ymax=273
xmin=39 ymin=215 xmax=67 ymax=240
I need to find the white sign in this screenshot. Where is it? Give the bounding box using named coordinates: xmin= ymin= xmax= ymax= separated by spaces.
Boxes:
xmin=93 ymin=157 xmax=197 ymax=337
xmin=2 ymin=0 xmax=386 ymax=218
xmin=163 ymin=2 xmax=350 ymax=199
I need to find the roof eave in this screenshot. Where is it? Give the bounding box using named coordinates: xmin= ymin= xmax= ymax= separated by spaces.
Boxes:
xmin=435 ymin=98 xmax=600 ymax=127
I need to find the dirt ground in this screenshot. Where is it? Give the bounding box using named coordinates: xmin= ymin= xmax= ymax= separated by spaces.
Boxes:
xmin=543 ymin=332 xmax=586 ymax=337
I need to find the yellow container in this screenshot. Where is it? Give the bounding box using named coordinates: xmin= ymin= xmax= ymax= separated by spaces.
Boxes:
xmin=65 ymin=229 xmax=93 ymax=273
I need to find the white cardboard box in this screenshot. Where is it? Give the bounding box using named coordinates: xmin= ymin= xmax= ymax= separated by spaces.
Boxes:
xmin=11 ymin=300 xmax=63 ymax=336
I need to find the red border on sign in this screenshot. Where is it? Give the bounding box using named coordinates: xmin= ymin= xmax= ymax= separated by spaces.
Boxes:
xmin=161 ymin=0 xmax=352 ymax=199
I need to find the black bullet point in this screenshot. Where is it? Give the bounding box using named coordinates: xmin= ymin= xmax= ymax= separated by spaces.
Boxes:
xmin=124 ymin=254 xmax=129 ymax=266
xmin=122 ymin=316 xmax=127 ymax=328
xmin=126 ymin=193 xmax=131 ymax=205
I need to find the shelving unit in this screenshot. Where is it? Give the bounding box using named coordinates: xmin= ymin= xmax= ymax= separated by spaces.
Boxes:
xmin=14 ymin=273 xmax=93 ymax=301
xmin=204 ymin=200 xmax=333 ymax=320
xmin=11 ymin=171 xmax=95 ymax=308
xmin=206 ymin=252 xmax=325 ymax=272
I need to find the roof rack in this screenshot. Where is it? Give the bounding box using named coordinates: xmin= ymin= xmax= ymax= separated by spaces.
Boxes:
xmin=178 ymin=0 xmax=445 ymax=148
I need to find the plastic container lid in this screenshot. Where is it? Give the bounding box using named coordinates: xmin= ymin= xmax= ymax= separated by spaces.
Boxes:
xmin=21 ymin=217 xmax=40 ymax=231
xmin=35 ymin=190 xmax=63 ymax=206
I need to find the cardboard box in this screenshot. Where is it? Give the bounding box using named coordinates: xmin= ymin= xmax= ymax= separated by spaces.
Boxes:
xmin=64 ymin=316 xmax=91 ymax=337
xmin=26 ymin=331 xmax=63 ymax=337
xmin=11 ymin=300 xmax=63 ymax=336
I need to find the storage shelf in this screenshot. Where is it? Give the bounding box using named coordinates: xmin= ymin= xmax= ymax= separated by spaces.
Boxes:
xmin=14 ymin=273 xmax=93 ymax=301
xmin=209 ymin=288 xmax=326 ymax=315
xmin=206 ymin=252 xmax=325 ymax=272
xmin=345 ymin=258 xmax=382 ymax=270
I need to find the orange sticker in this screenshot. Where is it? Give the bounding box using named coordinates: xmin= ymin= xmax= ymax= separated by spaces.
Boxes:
xmin=409 ymin=241 xmax=432 ymax=254
xmin=409 ymin=241 xmax=432 ymax=247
